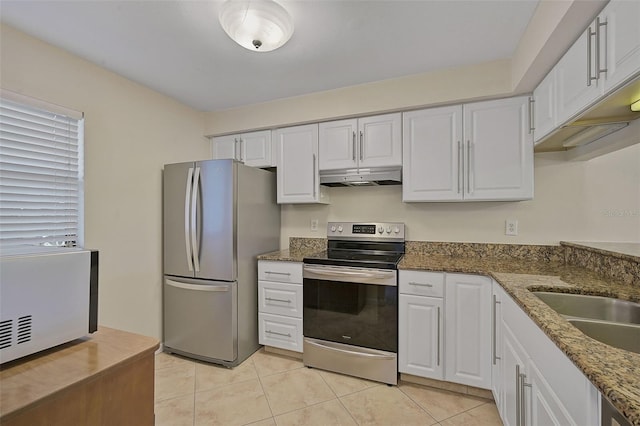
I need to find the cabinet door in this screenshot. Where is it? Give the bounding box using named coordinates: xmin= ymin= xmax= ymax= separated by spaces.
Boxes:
xmin=241 ymin=130 xmax=272 ymax=168
xmin=444 ymin=273 xmax=492 ymax=389
xmin=398 ymin=294 xmax=443 ymax=379
xmin=402 ymin=106 xmax=463 ymax=202
xmin=358 ymin=113 xmax=402 ymax=168
xmin=212 ymin=134 xmax=239 ymax=160
xmin=533 ymin=69 xmax=557 ymax=144
xmin=275 ymin=124 xmax=325 ymax=204
xmin=601 ymin=0 xmax=640 ymax=93
xmin=318 ymin=119 xmax=358 ymax=170
xmin=501 ymin=322 xmax=528 ymax=426
xmin=463 ymin=96 xmax=534 ymax=201
xmin=526 ymin=359 xmax=574 ymax=426
xmin=556 ymin=24 xmax=603 ymax=125
xmin=491 ymin=282 xmax=505 ymax=413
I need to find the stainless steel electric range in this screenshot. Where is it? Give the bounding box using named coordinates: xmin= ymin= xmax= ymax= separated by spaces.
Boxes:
xmin=302 ymin=222 xmax=405 ymax=385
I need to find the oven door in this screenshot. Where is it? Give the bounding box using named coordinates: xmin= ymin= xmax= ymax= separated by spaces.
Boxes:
xmin=303 ymin=264 xmax=398 ymax=352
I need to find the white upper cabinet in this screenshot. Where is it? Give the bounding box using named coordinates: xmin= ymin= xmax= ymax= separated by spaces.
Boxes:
xmin=211 ymin=130 xmax=273 ymax=168
xmin=318 ymin=119 xmax=358 ymax=170
xmin=532 ymin=69 xmax=557 ymax=144
xmin=601 ymin=0 xmax=640 ymax=92
xmin=275 ymin=124 xmax=328 ymax=204
xmin=319 ymin=113 xmax=401 ymax=171
xmin=358 ymin=113 xmax=402 ymax=168
xmin=464 ymin=96 xmax=534 ymax=201
xmin=555 ymin=24 xmax=604 ymax=125
xmin=538 ymin=0 xmax=640 ymax=138
xmin=211 ymin=134 xmax=237 ymax=160
xmin=403 ymin=97 xmax=533 ymax=202
xmin=402 ymin=106 xmax=463 ymax=201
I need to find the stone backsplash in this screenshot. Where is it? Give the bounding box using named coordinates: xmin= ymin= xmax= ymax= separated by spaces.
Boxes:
xmin=286 ymin=238 xmax=639 ymax=287
xmin=562 ymin=243 xmax=640 ymax=287
xmin=289 ymin=237 xmax=326 ymax=253
xmin=405 ymin=241 xmax=564 ymax=262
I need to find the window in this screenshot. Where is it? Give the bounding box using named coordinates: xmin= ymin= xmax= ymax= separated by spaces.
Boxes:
xmin=0 ymin=94 xmax=84 ymax=253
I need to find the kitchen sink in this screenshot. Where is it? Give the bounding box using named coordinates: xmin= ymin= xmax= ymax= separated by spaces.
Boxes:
xmin=532 ymin=292 xmax=640 ymax=325
xmin=566 ymin=319 xmax=640 ymax=354
xmin=532 ymin=291 xmax=640 ymax=354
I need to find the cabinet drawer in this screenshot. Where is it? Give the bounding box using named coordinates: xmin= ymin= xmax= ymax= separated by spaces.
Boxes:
xmin=258 ymin=281 xmax=303 ymax=318
xmin=258 ymin=261 xmax=303 ymax=284
xmin=258 ymin=313 xmax=303 ymax=353
xmin=399 ymin=270 xmax=444 ymax=297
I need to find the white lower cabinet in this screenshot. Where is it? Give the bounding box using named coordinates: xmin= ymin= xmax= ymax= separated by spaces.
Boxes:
xmin=399 ymin=294 xmax=443 ymax=379
xmin=398 ymin=271 xmax=491 ymax=389
xmin=257 ymin=260 xmax=303 ymax=352
xmin=493 ymin=282 xmax=600 ymax=426
xmin=258 ymin=313 xmax=303 ymax=352
xmin=444 ymin=273 xmax=492 ymax=389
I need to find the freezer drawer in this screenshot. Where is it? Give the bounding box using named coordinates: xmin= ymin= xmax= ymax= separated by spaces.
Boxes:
xmin=163 ymin=277 xmax=237 ymax=363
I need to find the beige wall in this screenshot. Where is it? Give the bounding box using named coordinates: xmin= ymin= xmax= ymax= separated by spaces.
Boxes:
xmin=204 ymin=59 xmax=513 ymax=136
xmin=0 ymin=24 xmax=210 ymax=340
xmin=280 ymin=146 xmax=640 ymax=248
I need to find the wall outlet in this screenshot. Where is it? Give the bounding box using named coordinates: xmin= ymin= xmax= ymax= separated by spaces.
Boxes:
xmin=310 ymin=219 xmax=319 ymax=231
xmin=505 ymin=219 xmax=518 ymax=236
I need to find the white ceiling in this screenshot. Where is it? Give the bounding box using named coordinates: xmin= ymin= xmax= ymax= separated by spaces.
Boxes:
xmin=0 ymin=0 xmax=539 ymax=112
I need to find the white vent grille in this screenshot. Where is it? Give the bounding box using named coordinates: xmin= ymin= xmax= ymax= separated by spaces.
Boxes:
xmin=0 ymin=319 xmax=12 ymax=349
xmin=17 ymin=315 xmax=32 ymax=344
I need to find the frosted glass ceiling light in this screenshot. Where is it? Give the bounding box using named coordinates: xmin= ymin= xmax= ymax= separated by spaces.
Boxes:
xmin=219 ymin=0 xmax=294 ymax=52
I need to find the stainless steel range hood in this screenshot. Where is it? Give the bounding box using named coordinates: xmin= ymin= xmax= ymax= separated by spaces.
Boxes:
xmin=320 ymin=167 xmax=402 ymax=187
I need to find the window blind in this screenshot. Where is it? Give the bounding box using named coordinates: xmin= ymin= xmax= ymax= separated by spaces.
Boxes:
xmin=0 ymin=97 xmax=83 ymax=251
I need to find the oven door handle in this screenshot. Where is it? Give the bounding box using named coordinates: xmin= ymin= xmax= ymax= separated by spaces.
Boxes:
xmin=303 ymin=265 xmax=395 ymax=281
xmin=305 ymin=339 xmax=396 ymax=360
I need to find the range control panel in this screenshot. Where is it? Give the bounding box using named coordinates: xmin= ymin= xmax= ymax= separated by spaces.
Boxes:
xmin=327 ymin=222 xmax=405 ymax=240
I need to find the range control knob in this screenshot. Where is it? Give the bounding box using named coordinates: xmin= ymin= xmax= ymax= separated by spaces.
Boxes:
xmin=394 ymin=226 xmax=400 ymax=234
xmin=386 ymin=227 xmax=391 ymax=234
xmin=330 ymin=225 xmax=336 ymax=232
xmin=378 ymin=226 xmax=384 ymax=234
xmin=337 ymin=225 xmax=343 ymax=232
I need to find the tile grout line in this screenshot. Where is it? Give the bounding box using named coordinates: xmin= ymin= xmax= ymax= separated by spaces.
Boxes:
xmin=396 ymin=384 xmax=441 ymax=425
xmin=315 ymin=368 xmax=361 ymax=425
xmin=254 ymin=358 xmax=277 ymax=425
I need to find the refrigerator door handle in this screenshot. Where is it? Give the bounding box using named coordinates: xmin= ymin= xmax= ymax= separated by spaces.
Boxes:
xmin=165 ymin=279 xmax=230 ymax=292
xmin=184 ymin=167 xmax=194 ymax=271
xmin=191 ymin=166 xmax=201 ymax=272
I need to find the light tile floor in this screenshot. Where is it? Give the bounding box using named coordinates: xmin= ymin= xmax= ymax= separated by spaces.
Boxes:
xmin=155 ymin=348 xmax=503 ymax=426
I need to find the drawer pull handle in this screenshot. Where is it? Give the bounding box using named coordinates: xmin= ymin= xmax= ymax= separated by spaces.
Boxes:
xmin=265 ymin=271 xmax=291 ymax=276
xmin=409 ymin=282 xmax=433 ymax=287
xmin=265 ymin=297 xmax=292 ymax=303
xmin=266 ymin=330 xmax=291 ymax=337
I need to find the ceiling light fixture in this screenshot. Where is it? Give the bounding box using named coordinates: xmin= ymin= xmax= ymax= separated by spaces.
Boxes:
xmin=631 ymin=99 xmax=640 ymax=112
xmin=218 ymin=0 xmax=294 ymax=52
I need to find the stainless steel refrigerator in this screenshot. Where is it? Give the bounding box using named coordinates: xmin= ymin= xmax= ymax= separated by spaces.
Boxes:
xmin=163 ymin=159 xmax=280 ymax=366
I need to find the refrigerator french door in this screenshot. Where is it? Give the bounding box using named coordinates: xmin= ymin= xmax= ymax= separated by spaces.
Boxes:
xmin=163 ymin=160 xmax=235 ymax=281
xmin=162 ymin=159 xmax=279 ymax=366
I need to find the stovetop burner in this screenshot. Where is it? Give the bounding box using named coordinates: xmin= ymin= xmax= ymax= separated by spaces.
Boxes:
xmin=303 ymin=222 xmax=405 ymax=270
